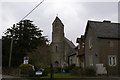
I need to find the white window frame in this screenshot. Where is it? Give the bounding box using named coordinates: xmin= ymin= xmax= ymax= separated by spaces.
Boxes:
xmin=108 ymin=55 xmax=117 ymax=66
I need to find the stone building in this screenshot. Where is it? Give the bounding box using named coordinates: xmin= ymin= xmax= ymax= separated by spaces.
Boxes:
xmin=68 ymin=46 xmax=80 ymax=67
xmin=50 ymin=17 xmax=75 ymax=68
xmin=84 ymin=20 xmax=120 ymax=76
xmin=76 ymin=35 xmax=85 ymax=68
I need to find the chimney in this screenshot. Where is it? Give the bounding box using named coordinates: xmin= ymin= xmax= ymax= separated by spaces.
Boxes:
xmin=103 ymin=20 xmax=111 ymax=23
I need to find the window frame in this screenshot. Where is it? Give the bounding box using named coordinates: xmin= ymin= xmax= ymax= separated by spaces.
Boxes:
xmin=108 ymin=55 xmax=117 ymax=66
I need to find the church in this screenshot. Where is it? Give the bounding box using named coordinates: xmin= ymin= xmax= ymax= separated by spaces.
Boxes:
xmin=50 ymin=16 xmax=75 ymax=68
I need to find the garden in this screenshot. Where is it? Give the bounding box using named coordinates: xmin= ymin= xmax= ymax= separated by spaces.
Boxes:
xmin=18 ymin=64 xmax=96 ymax=78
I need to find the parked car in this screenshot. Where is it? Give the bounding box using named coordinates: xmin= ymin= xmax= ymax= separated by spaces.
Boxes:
xmin=35 ymin=69 xmax=43 ymax=76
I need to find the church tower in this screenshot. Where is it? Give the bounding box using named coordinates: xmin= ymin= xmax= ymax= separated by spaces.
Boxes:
xmin=51 ymin=16 xmax=65 ymax=67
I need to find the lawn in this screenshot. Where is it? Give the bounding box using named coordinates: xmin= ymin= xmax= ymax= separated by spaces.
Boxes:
xmin=40 ymin=73 xmax=82 ymax=78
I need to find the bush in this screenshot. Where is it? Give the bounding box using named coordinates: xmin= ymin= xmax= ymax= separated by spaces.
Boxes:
xmin=64 ymin=64 xmax=76 ymax=73
xmin=70 ymin=66 xmax=96 ymax=77
xmin=19 ymin=64 xmax=34 ymax=77
xmin=84 ymin=67 xmax=96 ymax=76
xmin=70 ymin=68 xmax=81 ymax=76
xmin=42 ymin=68 xmax=49 ymax=76
xmin=54 ymin=67 xmax=62 ymax=73
xmin=70 ymin=68 xmax=83 ymax=76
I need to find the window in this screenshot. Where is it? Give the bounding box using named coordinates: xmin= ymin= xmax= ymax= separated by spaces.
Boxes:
xmin=56 ymin=46 xmax=57 ymax=53
xmin=55 ymin=61 xmax=59 ymax=68
xmin=71 ymin=59 xmax=73 ymax=64
xmin=110 ymin=41 xmax=114 ymax=47
xmin=89 ymin=39 xmax=93 ymax=49
xmin=82 ymin=43 xmax=85 ymax=48
xmin=108 ymin=55 xmax=117 ymax=66
xmin=64 ymin=52 xmax=66 ymax=60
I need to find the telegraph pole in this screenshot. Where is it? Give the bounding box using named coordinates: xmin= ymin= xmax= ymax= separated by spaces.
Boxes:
xmin=8 ymin=0 xmax=44 ymax=67
xmin=8 ymin=37 xmax=13 ymax=67
xmin=8 ymin=24 xmax=15 ymax=67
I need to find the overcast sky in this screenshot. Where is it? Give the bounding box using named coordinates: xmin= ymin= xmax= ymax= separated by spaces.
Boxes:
xmin=0 ymin=0 xmax=119 ymax=45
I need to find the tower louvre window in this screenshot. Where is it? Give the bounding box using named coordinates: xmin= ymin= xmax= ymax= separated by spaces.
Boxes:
xmin=56 ymin=46 xmax=58 ymax=53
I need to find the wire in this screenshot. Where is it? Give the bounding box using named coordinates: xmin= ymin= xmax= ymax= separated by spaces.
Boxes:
xmin=20 ymin=0 xmax=44 ymax=22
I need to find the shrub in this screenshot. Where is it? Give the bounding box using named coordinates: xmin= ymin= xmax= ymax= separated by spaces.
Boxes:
xmin=19 ymin=64 xmax=34 ymax=77
xmin=70 ymin=68 xmax=81 ymax=76
xmin=54 ymin=67 xmax=62 ymax=73
xmin=70 ymin=66 xmax=85 ymax=76
xmin=42 ymin=68 xmax=49 ymax=76
xmin=70 ymin=66 xmax=96 ymax=77
xmin=64 ymin=64 xmax=76 ymax=72
xmin=84 ymin=67 xmax=96 ymax=76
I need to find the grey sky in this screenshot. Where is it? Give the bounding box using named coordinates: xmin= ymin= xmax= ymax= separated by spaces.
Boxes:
xmin=0 ymin=0 xmax=119 ymax=45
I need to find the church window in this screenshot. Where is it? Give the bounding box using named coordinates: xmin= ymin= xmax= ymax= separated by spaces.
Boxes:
xmin=64 ymin=52 xmax=66 ymax=60
xmin=56 ymin=46 xmax=58 ymax=53
xmin=55 ymin=61 xmax=59 ymax=68
xmin=71 ymin=59 xmax=72 ymax=64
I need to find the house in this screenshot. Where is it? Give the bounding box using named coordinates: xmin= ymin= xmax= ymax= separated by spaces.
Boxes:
xmin=50 ymin=16 xmax=75 ymax=68
xmin=68 ymin=36 xmax=85 ymax=67
xmin=68 ymin=46 xmax=79 ymax=67
xmin=84 ymin=20 xmax=120 ymax=76
xmin=76 ymin=35 xmax=85 ymax=68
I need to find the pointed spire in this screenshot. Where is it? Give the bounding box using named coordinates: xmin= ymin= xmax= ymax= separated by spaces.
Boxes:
xmin=53 ymin=16 xmax=64 ymax=26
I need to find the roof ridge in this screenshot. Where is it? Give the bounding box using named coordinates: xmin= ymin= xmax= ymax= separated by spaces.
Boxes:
xmin=64 ymin=37 xmax=75 ymax=48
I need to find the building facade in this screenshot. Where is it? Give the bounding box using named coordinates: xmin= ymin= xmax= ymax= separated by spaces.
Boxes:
xmin=50 ymin=17 xmax=75 ymax=68
xmin=76 ymin=35 xmax=85 ymax=68
xmin=84 ymin=20 xmax=120 ymax=76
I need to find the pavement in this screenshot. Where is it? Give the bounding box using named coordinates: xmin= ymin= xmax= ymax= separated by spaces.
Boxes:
xmin=1 ymin=75 xmax=29 ymax=80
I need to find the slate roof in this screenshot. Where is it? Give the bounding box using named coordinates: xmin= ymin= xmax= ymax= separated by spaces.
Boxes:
xmin=64 ymin=37 xmax=75 ymax=48
xmin=86 ymin=20 xmax=120 ymax=39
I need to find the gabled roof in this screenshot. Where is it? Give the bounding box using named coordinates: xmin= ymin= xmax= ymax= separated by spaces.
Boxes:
xmin=85 ymin=20 xmax=120 ymax=39
xmin=65 ymin=37 xmax=75 ymax=48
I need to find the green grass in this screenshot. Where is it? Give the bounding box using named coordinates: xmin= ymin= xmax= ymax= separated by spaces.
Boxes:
xmin=40 ymin=73 xmax=82 ymax=78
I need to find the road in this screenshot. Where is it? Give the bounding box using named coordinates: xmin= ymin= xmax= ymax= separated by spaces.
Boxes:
xmin=1 ymin=75 xmax=120 ymax=80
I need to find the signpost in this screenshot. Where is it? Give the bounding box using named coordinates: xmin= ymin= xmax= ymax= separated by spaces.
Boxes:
xmin=23 ymin=56 xmax=29 ymax=64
